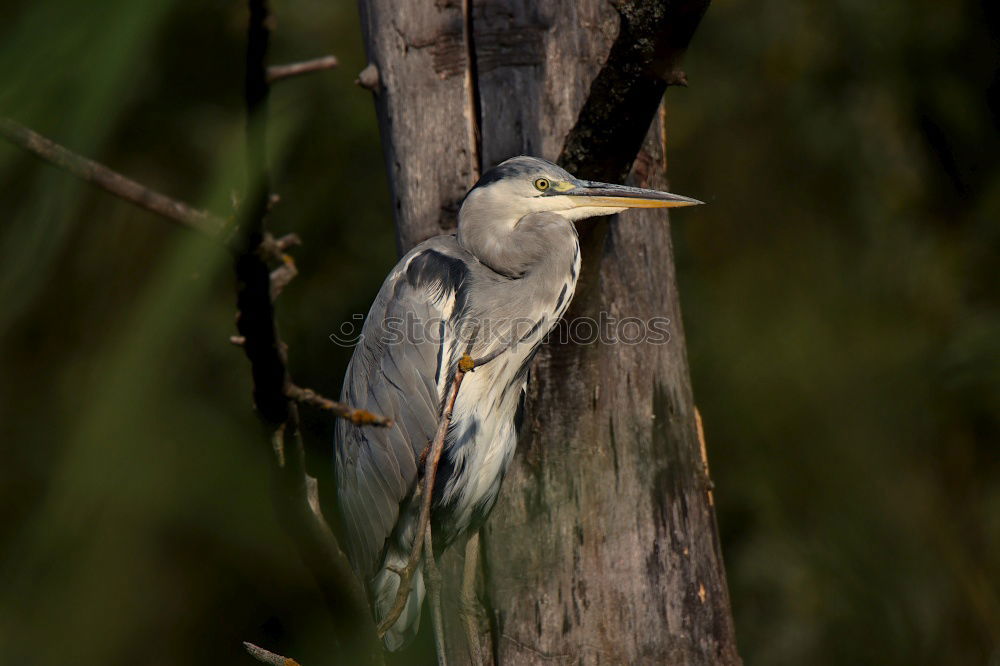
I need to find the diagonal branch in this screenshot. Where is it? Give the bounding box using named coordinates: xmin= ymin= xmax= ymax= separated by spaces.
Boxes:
xmin=0 ymin=116 xmax=227 ymax=237
xmin=558 ymin=0 xmax=711 ymax=183
xmin=553 ymin=0 xmax=712 ymax=321
xmin=243 ymin=641 xmax=302 ymax=666
xmin=287 ymin=384 xmax=394 ymax=427
xmin=377 ymin=353 xmax=473 ymax=637
xmin=0 ymin=100 xmax=389 ymax=434
xmin=268 ymin=406 xmax=378 ymax=657
xmin=376 ymin=348 xmax=498 ymax=638
xmin=236 ymin=2 xmax=384 ymax=662
xmin=2 ymin=7 xmax=388 ymax=664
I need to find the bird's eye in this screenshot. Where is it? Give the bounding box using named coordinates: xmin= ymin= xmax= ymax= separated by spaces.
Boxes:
xmin=534 ymin=178 xmax=550 ymax=192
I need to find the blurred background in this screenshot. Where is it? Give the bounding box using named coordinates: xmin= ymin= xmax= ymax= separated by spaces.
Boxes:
xmin=0 ymin=0 xmax=996 ymax=664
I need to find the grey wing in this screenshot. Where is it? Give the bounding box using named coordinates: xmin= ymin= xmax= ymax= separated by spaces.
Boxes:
xmin=334 ymin=236 xmax=470 ymax=580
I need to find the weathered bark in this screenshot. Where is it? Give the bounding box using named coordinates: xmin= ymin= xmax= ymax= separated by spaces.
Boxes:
xmin=481 ymin=118 xmax=736 ymax=665
xmin=357 ymin=1 xmax=739 ymax=663
xmin=356 ymin=0 xmax=481 ymax=253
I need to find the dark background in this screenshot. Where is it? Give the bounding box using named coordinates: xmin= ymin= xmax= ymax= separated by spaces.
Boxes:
xmin=1 ymin=0 xmax=997 ymax=664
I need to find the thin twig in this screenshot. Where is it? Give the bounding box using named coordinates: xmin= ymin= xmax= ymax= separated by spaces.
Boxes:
xmin=258 ymin=231 xmax=301 ymax=262
xmin=286 ymin=384 xmax=393 ymax=427
xmin=269 ymin=256 xmax=298 ymax=300
xmin=0 ymin=116 xmax=227 ymax=237
xmin=377 ymin=352 xmax=478 ymax=637
xmin=273 ymin=232 xmax=301 ymax=251
xmin=260 ymin=232 xmax=300 ymax=299
xmin=267 ymin=55 xmax=339 ymax=83
xmin=243 ymin=641 xmax=302 ymax=666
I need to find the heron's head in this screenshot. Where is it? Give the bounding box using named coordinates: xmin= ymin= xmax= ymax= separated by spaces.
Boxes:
xmin=459 ymin=155 xmax=702 ymax=225
xmin=457 ymin=156 xmax=701 ymax=277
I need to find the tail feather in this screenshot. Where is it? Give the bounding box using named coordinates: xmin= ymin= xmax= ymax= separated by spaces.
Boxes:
xmin=373 ymin=549 xmax=425 ymax=651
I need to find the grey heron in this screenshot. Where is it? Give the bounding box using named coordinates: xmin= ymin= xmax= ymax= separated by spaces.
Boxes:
xmin=334 ymin=155 xmax=700 ymax=654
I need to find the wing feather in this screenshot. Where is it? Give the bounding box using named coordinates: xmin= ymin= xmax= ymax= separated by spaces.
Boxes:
xmin=334 ymin=237 xmax=471 ymax=580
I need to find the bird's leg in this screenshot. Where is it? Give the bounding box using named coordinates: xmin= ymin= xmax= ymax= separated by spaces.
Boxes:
xmin=423 ymin=521 xmax=448 ymax=666
xmin=460 ymin=531 xmax=484 ymax=666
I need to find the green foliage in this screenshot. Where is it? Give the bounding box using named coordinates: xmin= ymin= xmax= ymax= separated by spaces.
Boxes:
xmin=0 ymin=0 xmax=995 ymax=664
xmin=671 ymin=0 xmax=999 ymax=662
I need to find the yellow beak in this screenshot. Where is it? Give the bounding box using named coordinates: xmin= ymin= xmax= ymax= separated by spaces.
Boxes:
xmin=563 ymin=181 xmax=703 ymax=209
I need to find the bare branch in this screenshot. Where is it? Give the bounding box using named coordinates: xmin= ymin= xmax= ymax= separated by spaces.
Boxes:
xmin=273 ymin=232 xmax=301 ymax=251
xmin=287 ymin=384 xmax=393 ymax=427
xmin=0 ymin=116 xmax=227 ymax=237
xmin=0 ymin=115 xmax=379 ymax=430
xmin=0 ymin=6 xmax=388 ymax=663
xmin=243 ymin=641 xmax=301 ymax=666
xmin=267 ymin=55 xmax=339 ymax=83
xmin=269 ymin=255 xmax=298 ymax=300
xmin=558 ymin=0 xmax=710 ymax=182
xmin=377 ymin=351 xmax=478 ymax=637
xmin=273 ymin=406 xmax=385 ymax=662
xmin=258 ymin=231 xmax=301 ymax=261
xmin=236 ymin=3 xmax=384 ymax=662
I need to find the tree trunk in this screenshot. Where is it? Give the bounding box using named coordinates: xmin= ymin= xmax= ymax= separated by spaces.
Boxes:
xmin=357 ymin=1 xmax=739 ymax=663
